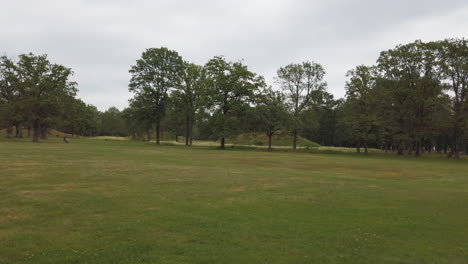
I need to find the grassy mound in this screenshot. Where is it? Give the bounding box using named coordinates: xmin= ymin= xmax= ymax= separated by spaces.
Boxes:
xmin=0 ymin=127 xmax=72 ymax=138
xmin=230 ymin=130 xmax=320 ymax=148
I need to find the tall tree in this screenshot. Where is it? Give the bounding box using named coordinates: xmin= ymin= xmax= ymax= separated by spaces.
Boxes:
xmin=253 ymin=87 xmax=289 ymax=151
xmin=16 ymin=53 xmax=77 ymax=142
xmin=123 ymin=94 xmax=155 ymax=141
xmin=436 ymin=38 xmax=468 ymax=158
xmin=377 ymin=41 xmax=447 ymax=155
xmin=0 ymin=55 xmax=23 ymax=138
xmin=129 ymin=47 xmax=184 ymax=145
xmin=204 ymin=56 xmax=265 ymax=149
xmin=276 ymin=61 xmax=327 ymax=150
xmin=100 ymin=107 xmax=127 ymax=136
xmin=345 ymin=65 xmax=380 ymax=153
xmin=175 ymin=62 xmax=205 ymax=146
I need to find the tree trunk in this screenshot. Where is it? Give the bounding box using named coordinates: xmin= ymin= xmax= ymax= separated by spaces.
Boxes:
xmin=220 ymin=137 xmax=225 ymax=149
xmin=292 ymin=130 xmax=297 ymax=150
xmin=147 ymin=130 xmax=150 ymax=142
xmin=156 ymin=122 xmax=161 ymax=145
xmin=267 ymin=131 xmax=273 ymax=152
xmin=188 ymin=117 xmax=193 ymax=146
xmin=6 ymin=126 xmax=14 ymax=138
xmin=15 ymin=122 xmax=23 ymax=138
xmin=40 ymin=126 xmax=47 ymax=140
xmin=33 ymin=120 xmax=40 ymax=142
xmin=397 ymin=145 xmax=404 ymax=155
xmin=449 ymin=102 xmax=463 ymax=159
xmin=415 ymin=141 xmax=421 ymax=157
xmin=185 ymin=116 xmax=190 ymax=146
xmin=364 ymin=140 xmax=368 ymax=154
xmin=28 ymin=126 xmax=31 ymax=137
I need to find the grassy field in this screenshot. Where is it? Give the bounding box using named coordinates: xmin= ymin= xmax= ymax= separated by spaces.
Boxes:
xmin=0 ymin=138 xmax=467 ymax=263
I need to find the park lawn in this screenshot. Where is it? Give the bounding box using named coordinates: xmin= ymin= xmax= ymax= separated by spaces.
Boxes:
xmin=0 ymin=138 xmax=467 ymax=264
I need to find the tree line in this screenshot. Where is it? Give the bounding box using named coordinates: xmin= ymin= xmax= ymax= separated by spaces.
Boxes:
xmin=1 ymin=38 xmax=467 ymax=157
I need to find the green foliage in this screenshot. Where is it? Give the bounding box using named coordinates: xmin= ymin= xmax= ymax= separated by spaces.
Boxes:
xmin=99 ymin=107 xmax=127 ymax=137
xmin=129 ymin=47 xmax=184 ymax=143
xmin=276 ymin=61 xmax=327 ymax=149
xmin=203 ymin=56 xmax=265 ymax=148
xmin=0 ymin=53 xmax=77 ymax=141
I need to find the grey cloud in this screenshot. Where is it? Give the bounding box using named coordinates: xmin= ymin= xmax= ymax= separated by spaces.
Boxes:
xmin=1 ymin=0 xmax=467 ymax=110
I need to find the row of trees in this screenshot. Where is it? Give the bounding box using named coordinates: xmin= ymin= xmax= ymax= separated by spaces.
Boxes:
xmin=0 ymin=54 xmax=135 ymax=139
xmin=1 ymin=38 xmax=466 ymax=157
xmin=344 ymin=39 xmax=467 ymax=158
xmin=124 ymin=47 xmax=329 ymax=151
xmin=124 ymin=39 xmax=467 ymax=157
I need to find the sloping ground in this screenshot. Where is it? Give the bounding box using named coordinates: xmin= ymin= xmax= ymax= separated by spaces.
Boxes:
xmin=0 ymin=128 xmax=72 ymax=138
xmin=47 ymin=129 xmax=73 ymax=137
xmin=230 ymin=130 xmax=320 ymax=148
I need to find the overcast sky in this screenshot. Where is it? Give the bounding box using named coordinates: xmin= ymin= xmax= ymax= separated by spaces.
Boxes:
xmin=2 ymin=0 xmax=467 ymax=111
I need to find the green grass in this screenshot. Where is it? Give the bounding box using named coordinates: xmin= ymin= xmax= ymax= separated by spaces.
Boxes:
xmin=0 ymin=138 xmax=467 ymax=264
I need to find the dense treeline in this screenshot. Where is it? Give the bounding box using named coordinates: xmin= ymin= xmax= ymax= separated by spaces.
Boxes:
xmin=1 ymin=39 xmax=467 ymax=157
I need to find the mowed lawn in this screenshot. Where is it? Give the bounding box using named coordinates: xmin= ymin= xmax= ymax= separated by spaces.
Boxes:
xmin=0 ymin=139 xmax=467 ymax=264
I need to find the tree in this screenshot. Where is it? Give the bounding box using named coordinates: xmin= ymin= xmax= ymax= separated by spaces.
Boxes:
xmin=435 ymin=38 xmax=468 ymax=158
xmin=129 ymin=47 xmax=184 ymax=145
xmin=123 ymin=94 xmax=155 ymax=141
xmin=175 ymin=62 xmax=205 ymax=146
xmin=377 ymin=41 xmax=447 ymax=156
xmin=204 ymin=56 xmax=265 ymax=149
xmin=57 ymin=98 xmax=101 ymax=137
xmin=100 ymin=107 xmax=127 ymax=136
xmin=15 ymin=53 xmax=77 ymax=142
xmin=276 ymin=61 xmax=327 ymax=150
xmin=0 ymin=55 xmax=24 ymax=138
xmin=345 ymin=65 xmax=380 ymax=153
xmin=252 ymin=87 xmax=289 ymax=151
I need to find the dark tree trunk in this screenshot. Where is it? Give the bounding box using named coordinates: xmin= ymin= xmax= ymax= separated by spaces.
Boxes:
xmin=364 ymin=139 xmax=368 ymax=154
xmin=185 ymin=116 xmax=190 ymax=146
xmin=40 ymin=126 xmax=47 ymax=140
xmin=267 ymin=131 xmax=273 ymax=152
xmin=6 ymin=126 xmax=14 ymax=138
xmin=414 ymin=141 xmax=421 ymax=157
xmin=188 ymin=117 xmax=193 ymax=146
xmin=33 ymin=120 xmax=40 ymax=142
xmin=28 ymin=126 xmax=31 ymax=137
xmin=397 ymin=145 xmax=404 ymax=155
xmin=220 ymin=137 xmax=225 ymax=149
xmin=156 ymin=122 xmax=161 ymax=145
xmin=292 ymin=130 xmax=297 ymax=150
xmin=449 ymin=102 xmax=463 ymax=159
xmin=147 ymin=130 xmax=150 ymax=142
xmin=15 ymin=122 xmax=23 ymax=138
